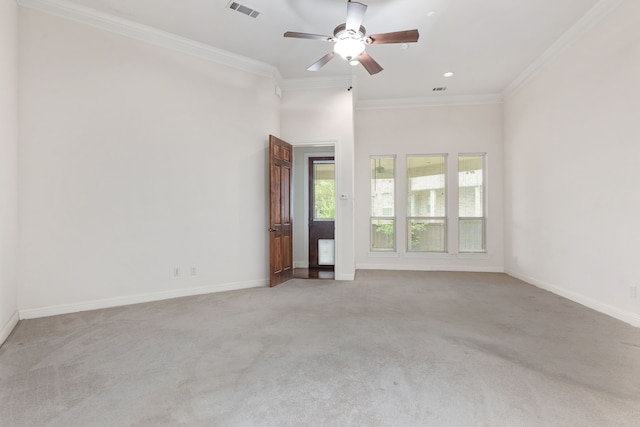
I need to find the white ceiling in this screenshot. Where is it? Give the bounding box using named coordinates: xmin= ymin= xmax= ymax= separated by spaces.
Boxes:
xmin=38 ymin=0 xmax=605 ymax=101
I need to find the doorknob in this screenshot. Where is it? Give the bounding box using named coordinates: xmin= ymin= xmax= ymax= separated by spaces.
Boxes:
xmin=268 ymin=228 xmax=277 ymax=232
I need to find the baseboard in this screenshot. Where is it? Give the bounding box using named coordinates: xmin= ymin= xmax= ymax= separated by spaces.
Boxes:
xmin=0 ymin=311 xmax=20 ymax=346
xmin=506 ymin=269 xmax=640 ymax=328
xmin=355 ymin=264 xmax=505 ymax=273
xmin=19 ymin=279 xmax=268 ymax=320
xmin=293 ymin=261 xmax=309 ymax=269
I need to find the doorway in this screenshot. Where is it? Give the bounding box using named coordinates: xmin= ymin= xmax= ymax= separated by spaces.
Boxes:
xmin=292 ymin=145 xmax=336 ymax=280
xmin=308 ymin=157 xmax=335 ymax=268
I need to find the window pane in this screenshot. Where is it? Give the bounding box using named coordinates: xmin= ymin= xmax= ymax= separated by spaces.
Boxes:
xmin=313 ymin=161 xmax=335 ymax=220
xmin=371 ymin=219 xmax=395 ymax=250
xmin=407 ymin=155 xmax=446 ymax=252
xmin=459 ymin=154 xmax=486 ymax=253
xmin=370 ymin=157 xmax=395 ymax=251
xmin=459 ymin=219 xmax=484 ymax=252
xmin=408 ymin=219 xmax=446 ymax=252
xmin=458 ymin=156 xmax=484 ymax=217
xmin=371 ymin=157 xmax=395 ymax=217
xmin=407 ymin=156 xmax=446 ymax=217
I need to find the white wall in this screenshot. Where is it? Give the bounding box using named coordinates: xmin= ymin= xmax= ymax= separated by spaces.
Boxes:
xmin=0 ymin=0 xmax=20 ymax=343
xmin=18 ymin=9 xmax=280 ymax=316
xmin=281 ymin=87 xmax=356 ymax=280
xmin=504 ymin=0 xmax=640 ymax=326
xmin=355 ymin=104 xmax=504 ymax=271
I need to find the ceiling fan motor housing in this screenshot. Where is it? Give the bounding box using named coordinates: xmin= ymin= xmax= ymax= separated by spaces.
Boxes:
xmin=333 ymin=23 xmax=367 ymax=39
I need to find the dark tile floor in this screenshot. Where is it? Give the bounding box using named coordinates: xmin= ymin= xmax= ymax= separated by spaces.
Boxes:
xmin=293 ymin=268 xmax=335 ymax=280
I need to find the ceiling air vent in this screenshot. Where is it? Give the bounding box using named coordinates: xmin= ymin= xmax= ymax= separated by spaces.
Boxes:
xmin=433 ymin=87 xmax=447 ymax=92
xmin=228 ymin=1 xmax=260 ymax=18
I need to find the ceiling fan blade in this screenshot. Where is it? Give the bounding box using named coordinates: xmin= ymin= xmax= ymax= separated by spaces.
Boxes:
xmin=357 ymin=51 xmax=383 ymax=75
xmin=346 ymin=1 xmax=367 ymax=32
xmin=307 ymin=52 xmax=336 ymax=71
xmin=284 ymin=31 xmax=333 ymax=41
xmin=368 ymin=29 xmax=419 ymax=44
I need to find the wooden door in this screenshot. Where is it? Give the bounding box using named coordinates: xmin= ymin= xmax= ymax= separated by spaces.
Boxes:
xmin=269 ymin=135 xmax=293 ymax=287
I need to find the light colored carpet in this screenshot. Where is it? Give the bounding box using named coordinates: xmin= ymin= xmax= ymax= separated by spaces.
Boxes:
xmin=1 ymin=271 xmax=639 ymax=426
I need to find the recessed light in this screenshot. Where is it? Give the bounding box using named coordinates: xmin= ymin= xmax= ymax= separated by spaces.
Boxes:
xmin=444 ymin=72 xmax=454 ymax=77
xmin=401 ymin=43 xmax=409 ymax=50
xmin=427 ymin=10 xmax=437 ymax=17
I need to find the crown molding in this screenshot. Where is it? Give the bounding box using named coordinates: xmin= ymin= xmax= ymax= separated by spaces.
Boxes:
xmin=503 ymin=0 xmax=624 ymax=98
xmin=281 ymin=75 xmax=354 ymax=91
xmin=355 ymin=94 xmax=503 ymax=110
xmin=20 ymin=0 xmax=620 ymax=106
xmin=18 ymin=0 xmax=281 ymax=82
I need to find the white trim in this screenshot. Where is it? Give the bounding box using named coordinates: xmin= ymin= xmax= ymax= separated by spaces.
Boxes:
xmin=506 ymin=269 xmax=640 ymax=328
xmin=0 ymin=311 xmax=20 ymax=346
xmin=17 ymin=0 xmax=282 ymax=83
xmin=335 ymin=273 xmax=356 ymax=281
xmin=18 ymin=279 xmax=268 ymax=320
xmin=291 ymin=140 xmax=338 ymax=147
xmin=356 ymin=94 xmax=503 ymax=110
xmin=281 ymin=76 xmax=353 ymax=91
xmin=356 ymin=264 xmax=504 ymax=273
xmin=503 ymin=0 xmax=624 ymax=97
xmin=301 ymin=150 xmax=336 ymax=271
xmin=291 ymin=143 xmax=337 ymax=275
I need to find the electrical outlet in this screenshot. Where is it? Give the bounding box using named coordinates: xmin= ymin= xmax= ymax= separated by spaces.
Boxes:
xmin=190 ymin=267 xmax=197 ymax=276
xmin=173 ymin=267 xmax=180 ymax=277
xmin=631 ymin=286 xmax=638 ymax=299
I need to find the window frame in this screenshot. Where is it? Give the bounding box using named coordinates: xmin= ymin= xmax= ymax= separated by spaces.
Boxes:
xmin=406 ymin=154 xmax=448 ymax=253
xmin=458 ymin=153 xmax=487 ymax=253
xmin=370 ymin=155 xmax=396 ymax=252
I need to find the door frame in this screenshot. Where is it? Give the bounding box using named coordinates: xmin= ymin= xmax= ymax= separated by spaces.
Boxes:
xmin=291 ymin=142 xmax=338 ymax=273
xmin=308 ymin=156 xmax=335 ymax=269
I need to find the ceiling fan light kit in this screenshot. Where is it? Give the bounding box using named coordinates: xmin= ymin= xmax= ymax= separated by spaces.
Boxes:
xmin=284 ymin=0 xmax=419 ymax=75
xmin=334 ymin=37 xmax=366 ymax=61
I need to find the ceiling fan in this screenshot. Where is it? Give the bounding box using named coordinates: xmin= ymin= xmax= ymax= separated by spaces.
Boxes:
xmin=284 ymin=0 xmax=419 ymax=75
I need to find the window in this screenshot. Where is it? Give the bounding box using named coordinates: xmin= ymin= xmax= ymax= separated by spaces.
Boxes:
xmin=370 ymin=156 xmax=395 ymax=251
xmin=458 ymin=154 xmax=486 ymax=252
xmin=407 ymin=155 xmax=447 ymax=252
xmin=312 ymin=160 xmax=335 ymax=220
